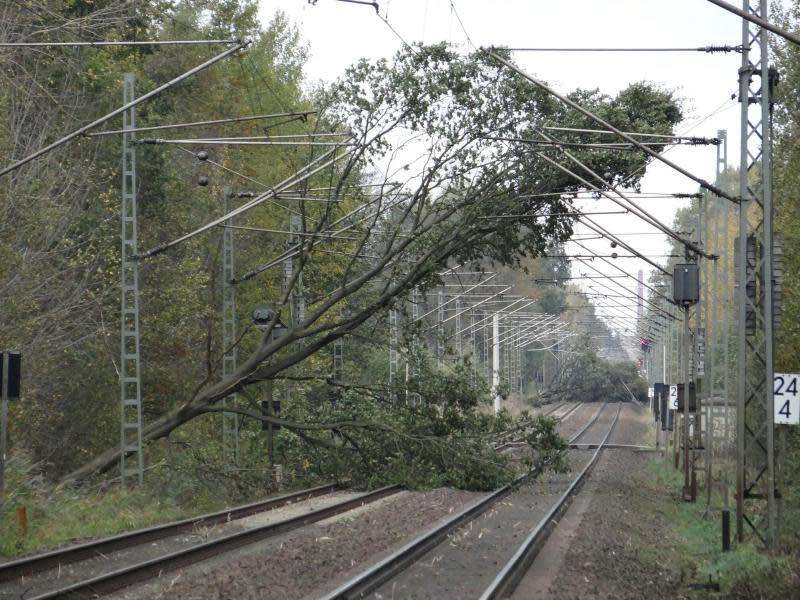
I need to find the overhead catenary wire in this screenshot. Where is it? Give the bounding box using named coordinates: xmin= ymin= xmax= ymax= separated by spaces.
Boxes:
xmin=136 ymin=139 xmax=354 ymax=147
xmin=570 ymin=239 xmax=677 ymax=310
xmin=169 ymin=133 xmax=349 ymax=141
xmin=233 ymin=182 xmax=406 ymax=282
xmin=0 ymin=39 xmax=241 ymax=47
xmin=534 ymin=148 xmax=711 ymax=260
xmin=85 ymin=111 xmax=317 ymax=137
xmin=551 ymin=92 xmax=735 ymax=208
xmin=486 ymin=137 xmax=689 ymax=150
xmin=221 ymin=224 xmax=361 ymax=241
xmin=543 ymin=126 xmax=719 ymax=144
xmin=550 ymin=254 xmax=682 ymax=259
xmin=573 ymin=214 xmax=672 ymax=278
xmin=325 ymin=0 xmax=420 ymax=55
xmin=583 ymin=278 xmax=674 ymax=324
xmin=483 ymin=49 xmax=740 ymax=204
xmin=480 ymin=210 xmax=628 ymax=219
xmin=449 ymin=0 xmax=477 ymax=50
xmin=534 ymin=275 xmax=628 ymax=282
xmin=137 ymin=144 xmax=352 ymax=258
xmin=506 ymin=45 xmax=741 ymax=53
xmin=515 ymin=191 xmax=703 ymax=200
xmin=172 ymin=146 xmax=301 ymax=216
xmin=576 ymin=281 xmax=664 ymax=318
xmin=571 ymin=231 xmax=691 ymax=238
xmin=496 ymin=124 xmax=712 ymax=259
xmin=333 ymin=0 xmax=379 ymax=12
xmin=0 ymin=40 xmax=250 ymax=178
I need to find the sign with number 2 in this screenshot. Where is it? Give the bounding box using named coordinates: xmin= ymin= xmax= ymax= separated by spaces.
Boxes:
xmin=774 ymin=373 xmax=800 ymax=425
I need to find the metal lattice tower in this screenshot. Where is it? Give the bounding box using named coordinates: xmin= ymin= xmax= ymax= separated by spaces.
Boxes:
xmin=707 ymin=131 xmax=731 ymax=508
xmin=736 ymin=0 xmax=779 ymax=547
xmin=289 ymin=215 xmax=305 ymax=327
xmin=492 ymin=313 xmax=501 ymax=413
xmin=483 ymin=316 xmax=490 ymax=378
xmin=637 ymin=270 xmax=644 ymax=323
xmin=520 ymin=327 xmax=527 ymax=393
xmin=470 ymin=309 xmax=478 ymax=362
xmin=454 ymin=298 xmax=462 ymax=355
xmin=437 ymin=290 xmax=445 ymax=367
xmin=408 ymin=289 xmax=421 ymax=405
xmin=389 ymin=308 xmax=399 ymax=386
xmin=333 ymin=339 xmax=344 ymax=383
xmin=120 ymin=73 xmax=144 ymax=484
xmin=221 ymin=188 xmax=239 ymax=465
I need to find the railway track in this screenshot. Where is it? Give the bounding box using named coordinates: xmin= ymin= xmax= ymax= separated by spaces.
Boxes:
xmin=481 ymin=402 xmax=621 ymax=599
xmin=319 ymin=401 xmax=618 ymax=599
xmin=4 ymin=402 xmax=618 ymax=599
xmin=0 ymin=484 xmax=400 ymax=599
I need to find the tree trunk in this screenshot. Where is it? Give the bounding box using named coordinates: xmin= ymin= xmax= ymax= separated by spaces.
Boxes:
xmin=60 ymin=403 xmax=203 ymax=484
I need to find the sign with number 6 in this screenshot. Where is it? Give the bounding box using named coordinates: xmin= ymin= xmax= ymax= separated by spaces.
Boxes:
xmin=774 ymin=373 xmax=800 ymax=425
xmin=669 ymin=384 xmax=678 ymax=410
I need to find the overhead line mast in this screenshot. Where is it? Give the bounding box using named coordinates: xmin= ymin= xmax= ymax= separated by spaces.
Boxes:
xmin=734 ymin=0 xmax=780 ymax=548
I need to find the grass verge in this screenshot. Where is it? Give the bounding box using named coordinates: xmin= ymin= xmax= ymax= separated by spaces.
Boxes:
xmin=0 ymin=453 xmax=231 ymax=557
xmin=647 ymin=457 xmax=799 ymax=599
xmin=0 ymin=451 xmax=318 ymax=558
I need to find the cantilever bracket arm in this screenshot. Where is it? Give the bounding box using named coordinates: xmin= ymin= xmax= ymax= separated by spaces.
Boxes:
xmin=704 ymin=0 xmax=800 ymax=47
xmin=0 ymin=40 xmax=251 ymax=178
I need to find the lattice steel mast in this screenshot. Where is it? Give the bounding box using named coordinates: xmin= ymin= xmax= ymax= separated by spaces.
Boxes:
xmin=120 ymin=73 xmax=144 ymax=484
xmin=221 ymin=187 xmax=239 ymax=465
xmin=736 ymin=0 xmax=779 ymax=547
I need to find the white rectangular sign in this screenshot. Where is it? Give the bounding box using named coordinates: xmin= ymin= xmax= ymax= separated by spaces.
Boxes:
xmin=669 ymin=385 xmax=678 ymax=410
xmin=774 ymin=373 xmax=800 ymax=425
xmin=648 ymin=387 xmax=654 ymax=400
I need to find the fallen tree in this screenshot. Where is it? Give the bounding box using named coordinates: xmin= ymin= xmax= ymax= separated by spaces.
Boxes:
xmin=63 ymin=43 xmax=681 ymax=482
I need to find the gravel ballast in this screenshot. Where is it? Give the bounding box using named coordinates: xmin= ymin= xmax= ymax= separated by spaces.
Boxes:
xmin=116 ymin=488 xmax=483 ymax=600
xmin=512 ymin=402 xmax=681 ymax=599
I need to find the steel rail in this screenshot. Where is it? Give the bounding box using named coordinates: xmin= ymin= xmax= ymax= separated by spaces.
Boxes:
xmin=28 ymin=485 xmax=400 ymax=600
xmin=319 ymin=476 xmax=532 ymax=599
xmin=564 ymin=401 xmax=610 ymax=443
xmin=0 ymin=483 xmax=340 ymax=583
xmin=479 ymin=402 xmax=622 ymax=599
xmin=554 ymin=402 xmax=583 ymax=423
xmin=321 ymin=403 xmax=604 ymax=599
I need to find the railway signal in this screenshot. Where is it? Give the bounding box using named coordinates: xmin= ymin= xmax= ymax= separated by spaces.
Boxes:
xmin=0 ymin=351 xmax=21 ymax=500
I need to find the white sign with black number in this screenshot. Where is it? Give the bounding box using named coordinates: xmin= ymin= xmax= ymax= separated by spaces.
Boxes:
xmin=669 ymin=385 xmax=678 ymax=410
xmin=648 ymin=387 xmax=654 ymax=399
xmin=774 ymin=373 xmax=800 ymax=425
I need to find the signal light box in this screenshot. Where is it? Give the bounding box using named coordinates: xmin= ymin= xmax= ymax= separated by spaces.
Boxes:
xmin=673 ymin=264 xmax=700 ymax=306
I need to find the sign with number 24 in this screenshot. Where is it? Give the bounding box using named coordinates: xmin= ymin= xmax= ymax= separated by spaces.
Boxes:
xmin=774 ymin=373 xmax=800 ymax=425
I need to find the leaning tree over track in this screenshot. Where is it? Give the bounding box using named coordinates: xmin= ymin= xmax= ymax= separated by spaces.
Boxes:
xmin=64 ymin=44 xmax=682 ymax=481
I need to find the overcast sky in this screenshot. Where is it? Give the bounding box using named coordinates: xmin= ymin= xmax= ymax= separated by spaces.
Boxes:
xmin=259 ymin=0 xmax=755 ymax=338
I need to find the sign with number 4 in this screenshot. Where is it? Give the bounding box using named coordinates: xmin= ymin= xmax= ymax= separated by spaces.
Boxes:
xmin=774 ymin=373 xmax=800 ymax=425
xmin=669 ymin=385 xmax=678 ymax=410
